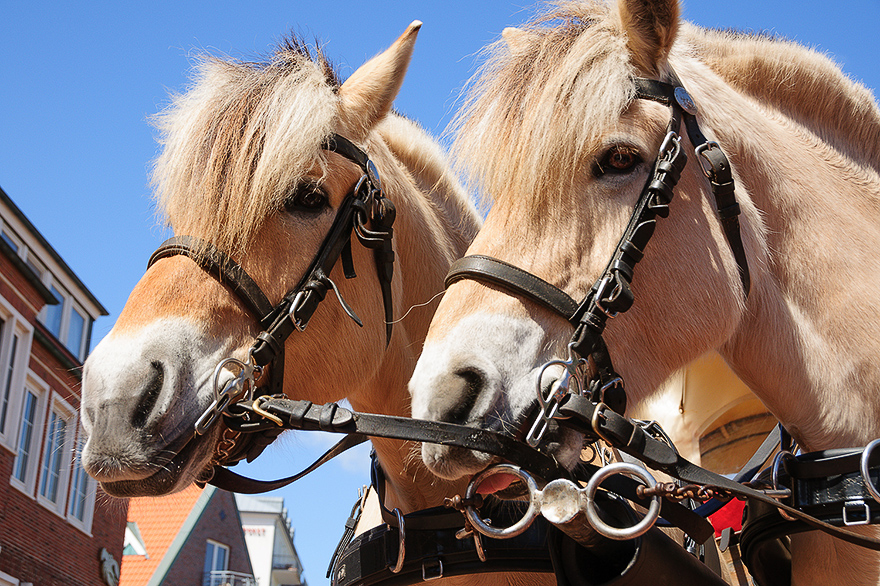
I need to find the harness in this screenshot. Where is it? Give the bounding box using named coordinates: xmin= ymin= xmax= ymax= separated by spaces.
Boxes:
xmin=147 ymin=133 xmax=395 ymax=467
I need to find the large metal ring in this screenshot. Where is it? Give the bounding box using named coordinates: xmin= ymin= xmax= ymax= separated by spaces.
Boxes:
xmin=584 ymin=462 xmax=661 ymax=540
xmin=861 ymin=439 xmax=880 ymax=504
xmin=464 ymin=464 xmax=541 ymax=539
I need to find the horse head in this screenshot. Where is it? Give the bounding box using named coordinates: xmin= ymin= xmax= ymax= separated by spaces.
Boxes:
xmin=409 ymin=0 xmax=758 ymax=481
xmin=80 ymin=23 xmax=440 ymax=497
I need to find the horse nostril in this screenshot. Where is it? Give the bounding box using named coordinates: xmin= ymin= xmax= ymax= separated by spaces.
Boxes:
xmin=131 ymin=361 xmax=164 ymax=429
xmin=445 ymin=367 xmax=485 ymax=424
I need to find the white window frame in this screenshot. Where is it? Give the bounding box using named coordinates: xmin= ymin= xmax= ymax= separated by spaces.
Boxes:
xmin=10 ymin=376 xmax=47 ymax=496
xmin=66 ymin=424 xmax=96 ymax=534
xmin=0 ymin=299 xmax=32 ymax=451
xmin=36 ymin=392 xmax=75 ymax=517
xmin=203 ymin=540 xmax=230 ymax=586
xmin=37 ymin=280 xmax=91 ymax=362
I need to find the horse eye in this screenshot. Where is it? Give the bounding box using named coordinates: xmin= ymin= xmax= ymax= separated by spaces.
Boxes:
xmin=284 ymin=182 xmax=328 ymax=213
xmin=595 ymin=146 xmax=642 ymax=176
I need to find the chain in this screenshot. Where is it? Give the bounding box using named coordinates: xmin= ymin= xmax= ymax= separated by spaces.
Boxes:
xmin=635 ymin=482 xmax=735 ymax=503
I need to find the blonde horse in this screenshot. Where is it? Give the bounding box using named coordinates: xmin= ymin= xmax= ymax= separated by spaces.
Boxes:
xmin=410 ymin=1 xmax=880 ymax=585
xmin=79 ymin=23 xmax=565 ymax=586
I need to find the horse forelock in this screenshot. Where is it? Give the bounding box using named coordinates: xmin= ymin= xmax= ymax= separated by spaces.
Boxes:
xmin=150 ymin=35 xmax=342 ymax=261
xmin=450 ymin=1 xmax=637 ymax=214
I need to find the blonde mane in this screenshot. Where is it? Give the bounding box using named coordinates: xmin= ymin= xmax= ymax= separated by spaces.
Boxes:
xmin=452 ymin=0 xmax=880 ymax=211
xmin=450 ymin=1 xmax=636 ymax=212
xmin=150 ymin=38 xmax=342 ymax=260
xmin=683 ymin=24 xmax=880 ymax=172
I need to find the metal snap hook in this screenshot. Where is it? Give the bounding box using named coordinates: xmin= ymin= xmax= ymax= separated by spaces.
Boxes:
xmin=583 ymin=462 xmax=661 ymax=540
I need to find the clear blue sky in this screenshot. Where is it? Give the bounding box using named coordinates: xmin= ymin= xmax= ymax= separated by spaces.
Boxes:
xmin=2 ymin=1 xmax=878 ymax=584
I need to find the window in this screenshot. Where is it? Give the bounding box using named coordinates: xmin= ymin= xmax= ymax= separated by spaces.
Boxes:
xmin=35 ymin=394 xmax=74 ymax=514
xmin=66 ymin=306 xmax=86 ymax=358
xmin=67 ymin=428 xmax=96 ymax=532
xmin=38 ymin=283 xmax=92 ymax=362
xmin=0 ymin=229 xmax=20 ymax=254
xmin=12 ymin=389 xmax=41 ymax=487
xmin=203 ymin=541 xmax=230 ymax=586
xmin=0 ymin=319 xmax=18 ymax=435
xmin=0 ymin=304 xmax=32 ymax=451
xmin=42 ymin=285 xmax=64 ymax=339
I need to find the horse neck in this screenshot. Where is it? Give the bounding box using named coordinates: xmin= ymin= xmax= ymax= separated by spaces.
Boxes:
xmin=345 ymin=121 xmax=477 ymax=512
xmin=684 ymin=60 xmax=880 ymax=450
xmin=684 ymin=24 xmax=880 ymax=173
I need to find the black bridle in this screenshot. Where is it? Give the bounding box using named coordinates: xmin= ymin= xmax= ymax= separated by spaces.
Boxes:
xmin=147 ymin=133 xmax=396 ymax=466
xmin=445 ymin=72 xmax=751 ymax=444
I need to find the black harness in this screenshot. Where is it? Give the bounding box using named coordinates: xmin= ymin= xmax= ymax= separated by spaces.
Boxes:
xmin=147 ymin=133 xmax=395 ymax=467
xmin=446 ymin=74 xmax=750 ymax=435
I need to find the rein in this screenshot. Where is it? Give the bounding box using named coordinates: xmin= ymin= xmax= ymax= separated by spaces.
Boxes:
xmin=147 ymin=133 xmax=395 ymax=468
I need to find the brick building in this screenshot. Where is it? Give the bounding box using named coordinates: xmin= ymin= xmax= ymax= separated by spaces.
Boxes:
xmin=121 ymin=485 xmax=255 ymax=586
xmin=0 ymin=185 xmax=126 ymax=585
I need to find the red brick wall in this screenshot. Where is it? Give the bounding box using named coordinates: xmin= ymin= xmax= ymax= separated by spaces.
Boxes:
xmin=0 ymin=249 xmax=128 ymax=586
xmin=162 ymin=489 xmax=253 ymax=586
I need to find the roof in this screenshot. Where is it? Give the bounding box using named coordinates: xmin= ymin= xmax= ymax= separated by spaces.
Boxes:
xmin=0 ymin=184 xmax=108 ymax=315
xmin=234 ymin=494 xmax=285 ymax=515
xmin=120 ymin=485 xmax=214 ymax=586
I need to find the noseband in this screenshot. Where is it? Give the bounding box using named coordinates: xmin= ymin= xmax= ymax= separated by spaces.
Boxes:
xmin=445 ymin=71 xmax=750 ymax=445
xmin=147 ymin=133 xmax=395 ymax=465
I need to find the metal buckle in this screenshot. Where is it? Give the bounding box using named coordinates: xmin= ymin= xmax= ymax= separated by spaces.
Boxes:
xmin=390 ymin=508 xmax=405 ymax=573
xmin=593 ymin=276 xmax=622 ymax=318
xmin=695 ymin=141 xmax=722 ymax=179
xmin=843 ymin=499 xmax=871 ymax=526
xmin=422 ymin=559 xmax=443 ymax=581
xmin=289 ymin=291 xmax=309 ymax=331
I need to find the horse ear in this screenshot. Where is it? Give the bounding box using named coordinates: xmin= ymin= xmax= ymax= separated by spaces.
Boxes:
xmin=337 ymin=21 xmax=421 ymax=139
xmin=616 ymin=0 xmax=680 ymax=74
xmin=502 ymin=27 xmax=532 ymax=55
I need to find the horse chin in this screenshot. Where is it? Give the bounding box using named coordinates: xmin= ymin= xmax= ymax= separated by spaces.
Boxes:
xmin=98 ymin=432 xmax=217 ymax=498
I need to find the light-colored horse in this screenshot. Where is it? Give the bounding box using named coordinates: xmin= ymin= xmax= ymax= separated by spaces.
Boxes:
xmin=79 ymin=24 xmax=561 ymax=586
xmin=410 ymin=1 xmax=880 ymax=585
xmin=79 ymin=19 xmax=477 ymax=538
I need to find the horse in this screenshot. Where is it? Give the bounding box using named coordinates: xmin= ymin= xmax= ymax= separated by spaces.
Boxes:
xmin=409 ymin=1 xmax=880 ymax=585
xmin=79 ymin=17 xmax=481 ymax=548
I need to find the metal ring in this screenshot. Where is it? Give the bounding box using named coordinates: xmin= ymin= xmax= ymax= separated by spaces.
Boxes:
xmin=771 ymin=451 xmax=795 ymax=491
xmin=391 ymin=508 xmax=405 ymax=573
xmin=464 ymin=464 xmax=541 ymax=539
xmin=861 ymin=439 xmax=880 ymax=504
xmin=583 ymin=462 xmax=661 ymax=540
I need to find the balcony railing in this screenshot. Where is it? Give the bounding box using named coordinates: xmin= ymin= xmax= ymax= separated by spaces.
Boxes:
xmin=202 ymin=570 xmax=257 ymax=586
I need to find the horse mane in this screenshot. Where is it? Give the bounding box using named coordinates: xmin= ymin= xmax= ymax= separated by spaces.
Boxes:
xmin=682 ymin=24 xmax=880 ymax=173
xmin=449 ymin=1 xmax=636 ymax=211
xmin=451 ymin=0 xmax=880 ymax=209
xmin=150 ymin=35 xmax=342 ymax=259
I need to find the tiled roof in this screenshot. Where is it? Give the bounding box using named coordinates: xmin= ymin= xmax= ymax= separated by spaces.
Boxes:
xmin=120 ymin=485 xmax=211 ymax=586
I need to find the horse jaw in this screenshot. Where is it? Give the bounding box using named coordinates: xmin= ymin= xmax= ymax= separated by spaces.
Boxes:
xmin=410 ymin=311 xmax=583 ymax=480
xmin=80 ymin=317 xmax=233 ymax=497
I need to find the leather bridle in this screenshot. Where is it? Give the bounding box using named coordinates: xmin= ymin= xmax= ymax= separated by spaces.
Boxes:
xmin=445 ymin=71 xmax=751 ymax=445
xmin=146 ymin=133 xmax=396 ymax=466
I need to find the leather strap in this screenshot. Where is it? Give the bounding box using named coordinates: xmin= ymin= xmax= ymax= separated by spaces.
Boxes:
xmin=446 ymin=255 xmax=579 ymax=319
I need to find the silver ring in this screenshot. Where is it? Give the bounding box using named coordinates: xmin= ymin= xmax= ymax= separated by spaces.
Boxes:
xmin=464 ymin=464 xmax=541 ymax=539
xmin=861 ymin=439 xmax=880 ymax=504
xmin=391 ymin=508 xmax=405 ymax=573
xmin=584 ymin=462 xmax=661 ymax=540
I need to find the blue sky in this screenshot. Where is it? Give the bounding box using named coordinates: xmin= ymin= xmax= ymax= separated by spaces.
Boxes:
xmin=2 ymin=1 xmax=878 ymax=584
